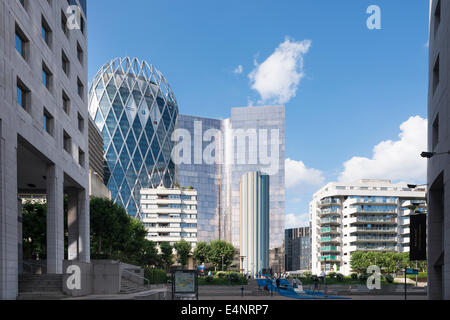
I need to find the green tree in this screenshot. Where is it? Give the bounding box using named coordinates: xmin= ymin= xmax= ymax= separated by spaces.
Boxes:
xmin=193 ymin=241 xmax=210 ymax=265
xmin=208 ymin=240 xmax=235 ymax=271
xmin=22 ymin=201 xmax=47 ymax=260
xmin=174 ymin=239 xmax=192 ymax=268
xmin=159 ymin=242 xmax=173 ymax=271
xmin=90 ymin=197 xmax=129 ymax=258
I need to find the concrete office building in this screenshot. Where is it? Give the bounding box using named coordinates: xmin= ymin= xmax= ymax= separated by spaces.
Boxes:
xmin=240 ymin=172 xmax=269 ymax=276
xmin=175 ymin=106 xmax=285 ymax=272
xmin=140 ymin=187 xmax=198 ymax=246
xmin=310 ymin=180 xmax=426 ymax=276
xmin=285 ymin=227 xmax=311 ymax=272
xmin=0 ymin=0 xmax=89 ymax=299
xmin=88 ymin=57 xmax=178 ymax=218
xmin=427 ymin=0 xmax=450 ymax=300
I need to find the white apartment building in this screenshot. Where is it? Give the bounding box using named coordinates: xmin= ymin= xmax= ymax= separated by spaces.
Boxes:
xmin=140 ymin=187 xmax=198 ymax=247
xmin=310 ymin=179 xmax=426 ymax=276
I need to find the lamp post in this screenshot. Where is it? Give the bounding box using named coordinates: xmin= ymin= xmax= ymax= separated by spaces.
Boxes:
xmin=420 ymin=150 xmax=450 ymax=158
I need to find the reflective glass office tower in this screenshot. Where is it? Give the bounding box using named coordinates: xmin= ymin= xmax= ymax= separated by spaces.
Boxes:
xmin=89 ymin=57 xmax=178 ymax=217
xmin=176 ymin=106 xmax=285 ymax=272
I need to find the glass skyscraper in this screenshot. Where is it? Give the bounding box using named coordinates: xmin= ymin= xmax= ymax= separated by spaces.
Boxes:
xmin=175 ymin=106 xmax=285 ymax=271
xmin=88 ymin=57 xmax=178 ymax=217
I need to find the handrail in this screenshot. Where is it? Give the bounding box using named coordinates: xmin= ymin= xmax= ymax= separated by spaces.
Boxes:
xmin=122 ymin=269 xmax=152 ymax=288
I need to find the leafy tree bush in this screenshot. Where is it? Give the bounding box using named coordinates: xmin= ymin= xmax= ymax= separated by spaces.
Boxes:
xmin=351 ymin=273 xmax=358 ymax=280
xmin=358 ymin=274 xmax=369 ymax=283
xmin=328 ymin=272 xmax=337 ymax=279
xmin=174 ymin=239 xmax=192 ymax=268
xmin=384 ymin=274 xmax=394 ymax=283
xmin=336 ymin=273 xmax=345 ymax=281
xmin=144 ymin=268 xmax=167 ymax=284
xmin=159 ymin=242 xmax=174 ymax=271
xmin=193 ymin=241 xmax=210 ymax=265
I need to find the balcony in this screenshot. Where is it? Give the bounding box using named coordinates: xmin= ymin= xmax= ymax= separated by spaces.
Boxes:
xmin=319 ymin=208 xmax=342 ymax=217
xmin=347 ymin=206 xmax=398 ymax=215
xmin=320 ymin=217 xmax=341 ymax=225
xmin=346 ymin=216 xmax=398 ymax=224
xmin=320 ymin=227 xmax=341 ymax=234
xmin=401 ymin=200 xmax=426 ymax=208
xmin=319 ymin=198 xmax=341 ymax=208
xmin=399 ymin=218 xmax=410 ymax=226
xmin=354 ymin=246 xmax=398 ymax=252
xmin=319 ymin=246 xmax=341 ymax=252
xmin=345 ymin=197 xmax=398 ymax=206
xmin=349 ymin=236 xmax=398 ymax=243
xmin=318 ymin=255 xmax=341 ymax=262
xmin=400 ymin=227 xmax=410 ymax=235
xmin=320 ymin=236 xmax=341 ymax=243
xmin=348 ymin=226 xmax=398 ymax=234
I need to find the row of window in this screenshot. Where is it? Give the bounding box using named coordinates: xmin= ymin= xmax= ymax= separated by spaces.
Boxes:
xmin=16 ymin=25 xmax=85 ymax=100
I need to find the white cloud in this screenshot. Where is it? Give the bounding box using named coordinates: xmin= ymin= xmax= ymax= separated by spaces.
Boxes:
xmin=285 ymin=158 xmax=325 ymax=189
xmin=338 ymin=116 xmax=428 ymax=183
xmin=285 ymin=213 xmax=309 ymax=229
xmin=233 ymin=65 xmax=243 ymax=74
xmin=249 ymin=37 xmax=312 ymax=104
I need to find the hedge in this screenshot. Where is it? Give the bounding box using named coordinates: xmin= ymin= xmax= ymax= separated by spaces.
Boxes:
xmin=144 ymin=268 xmax=167 ymax=284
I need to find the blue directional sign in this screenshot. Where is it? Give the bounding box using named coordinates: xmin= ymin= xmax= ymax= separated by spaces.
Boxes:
xmin=406 ymin=268 xmax=419 ymax=275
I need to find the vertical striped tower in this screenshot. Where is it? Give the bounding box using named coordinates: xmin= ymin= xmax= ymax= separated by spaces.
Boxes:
xmin=240 ymin=171 xmax=270 ymax=276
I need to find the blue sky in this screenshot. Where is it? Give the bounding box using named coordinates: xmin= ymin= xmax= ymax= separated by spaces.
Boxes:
xmin=87 ymin=0 xmax=430 ymax=228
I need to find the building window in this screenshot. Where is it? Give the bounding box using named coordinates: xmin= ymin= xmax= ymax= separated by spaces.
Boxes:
xmin=15 ymin=24 xmax=28 ymax=61
xmin=77 ymin=42 xmax=84 ymax=65
xmin=62 ymin=50 xmax=70 ymax=76
xmin=80 ymin=15 xmax=85 ymax=35
xmin=77 ymin=77 xmax=84 ymax=99
xmin=61 ymin=10 xmax=68 ymax=36
xmin=62 ymin=90 xmax=70 ymax=115
xmin=63 ymin=130 xmax=72 ymax=154
xmin=432 ymin=114 xmax=439 ymax=150
xmin=434 ymin=0 xmax=441 ymax=38
xmin=77 ymin=112 xmax=84 ymax=133
xmin=16 ymin=77 xmax=30 ymax=111
xmin=42 ymin=62 xmax=53 ymax=92
xmin=18 ymin=0 xmax=26 ymax=10
xmin=43 ymin=108 xmax=54 ymax=136
xmin=433 ymin=55 xmax=440 ymax=94
xmin=41 ymin=16 xmax=52 ymax=48
xmin=78 ymin=148 xmax=85 ymax=167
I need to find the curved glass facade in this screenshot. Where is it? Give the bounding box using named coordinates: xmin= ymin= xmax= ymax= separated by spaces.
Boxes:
xmin=88 ymin=57 xmax=178 ymax=217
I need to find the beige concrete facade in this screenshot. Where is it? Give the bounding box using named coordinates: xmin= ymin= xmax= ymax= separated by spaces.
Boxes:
xmin=0 ymin=0 xmax=89 ymax=299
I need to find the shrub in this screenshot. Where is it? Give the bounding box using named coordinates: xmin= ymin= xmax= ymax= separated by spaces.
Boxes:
xmin=384 ymin=274 xmax=394 ymax=283
xmin=144 ymin=268 xmax=167 ymax=284
xmin=216 ymin=271 xmax=226 ymax=278
xmin=351 ymin=273 xmax=358 ymax=280
xmin=303 ymin=271 xmax=312 ymax=278
xmin=358 ymin=274 xmax=369 ymax=283
xmin=205 ymin=276 xmax=213 ymax=283
xmin=328 ymin=272 xmax=337 ymax=279
xmin=336 ymin=273 xmax=345 ymax=281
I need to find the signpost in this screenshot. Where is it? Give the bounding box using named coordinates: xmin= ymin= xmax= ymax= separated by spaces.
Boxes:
xmin=172 ymin=270 xmax=198 ymax=300
xmin=404 ymin=268 xmax=419 ymax=300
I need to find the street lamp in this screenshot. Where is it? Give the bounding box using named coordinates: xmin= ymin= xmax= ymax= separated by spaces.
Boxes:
xmin=420 ymin=150 xmax=450 ymax=158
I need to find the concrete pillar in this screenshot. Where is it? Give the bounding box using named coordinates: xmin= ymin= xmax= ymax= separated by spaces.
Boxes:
xmin=0 ymin=125 xmax=19 ymax=299
xmin=67 ymin=188 xmax=79 ymax=261
xmin=17 ymin=199 xmax=22 ymax=275
xmin=46 ymin=164 xmax=64 ymax=274
xmin=77 ymin=188 xmax=90 ymax=263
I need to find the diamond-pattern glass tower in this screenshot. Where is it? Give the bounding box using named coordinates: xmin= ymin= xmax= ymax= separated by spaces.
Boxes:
xmin=88 ymin=57 xmax=178 ymax=217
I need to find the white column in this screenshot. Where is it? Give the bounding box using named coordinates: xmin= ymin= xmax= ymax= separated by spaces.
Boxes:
xmin=46 ymin=165 xmax=64 ymax=274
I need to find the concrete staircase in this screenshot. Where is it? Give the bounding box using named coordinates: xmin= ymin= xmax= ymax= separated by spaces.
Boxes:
xmin=18 ymin=274 xmax=66 ymax=300
xmin=120 ymin=277 xmax=149 ymax=294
